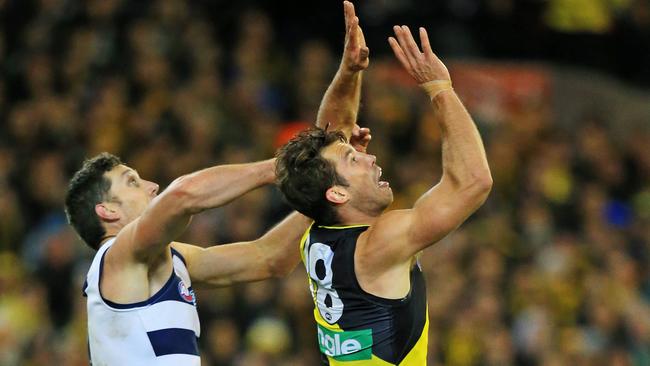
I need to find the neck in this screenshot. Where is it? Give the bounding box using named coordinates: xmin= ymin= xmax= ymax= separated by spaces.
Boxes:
xmin=98 ymin=234 xmax=116 ymax=248
xmin=100 ymin=222 xmax=124 ymax=246
xmin=336 ymin=208 xmax=380 ymax=226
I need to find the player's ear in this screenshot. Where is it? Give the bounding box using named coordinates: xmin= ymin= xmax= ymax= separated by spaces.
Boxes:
xmin=325 ymin=186 xmax=350 ymax=204
xmin=95 ymin=203 xmax=120 ymax=222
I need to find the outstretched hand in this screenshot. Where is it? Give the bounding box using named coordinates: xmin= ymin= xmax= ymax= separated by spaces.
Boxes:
xmin=342 ymin=1 xmax=369 ymax=72
xmin=349 ymin=125 xmax=371 ymax=153
xmin=388 ymin=26 xmax=450 ymax=84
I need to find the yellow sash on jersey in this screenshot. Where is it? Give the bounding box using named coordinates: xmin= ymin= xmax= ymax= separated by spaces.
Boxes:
xmin=320 ymin=311 xmax=429 ymax=366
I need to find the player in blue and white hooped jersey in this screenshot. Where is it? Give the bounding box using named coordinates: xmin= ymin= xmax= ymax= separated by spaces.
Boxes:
xmin=65 ymin=155 xmax=312 ymax=365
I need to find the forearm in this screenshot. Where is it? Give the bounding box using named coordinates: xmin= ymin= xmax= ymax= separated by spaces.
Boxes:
xmin=257 ymin=212 xmax=312 ymax=277
xmin=397 ymin=91 xmax=490 ymax=253
xmin=316 ymin=67 xmax=363 ymax=137
xmin=433 ymin=91 xmax=492 ymax=189
xmin=180 ymin=159 xmax=276 ymax=214
xmin=375 ymin=25 xmax=491 ymax=259
xmin=173 ymin=213 xmax=311 ymax=288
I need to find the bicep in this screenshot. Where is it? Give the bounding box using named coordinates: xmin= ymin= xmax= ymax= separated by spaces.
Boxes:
xmin=116 ymin=181 xmax=193 ymax=263
xmin=365 ymin=180 xmax=480 ymax=265
xmin=408 ymin=179 xmax=475 ymax=247
xmin=171 ymin=241 xmax=271 ymax=288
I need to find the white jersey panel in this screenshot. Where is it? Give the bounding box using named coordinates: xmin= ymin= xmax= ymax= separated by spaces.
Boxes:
xmin=84 ymin=239 xmax=201 ymax=365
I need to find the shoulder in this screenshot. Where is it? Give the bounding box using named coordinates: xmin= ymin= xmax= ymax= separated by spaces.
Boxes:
xmin=356 ymin=209 xmax=416 ymax=268
xmin=360 ymin=210 xmax=413 ymax=248
xmin=85 ymin=238 xmax=116 ymax=287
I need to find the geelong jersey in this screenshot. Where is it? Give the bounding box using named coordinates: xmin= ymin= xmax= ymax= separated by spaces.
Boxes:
xmin=301 ymin=225 xmax=429 ymax=365
xmin=83 ymin=238 xmax=201 ymax=366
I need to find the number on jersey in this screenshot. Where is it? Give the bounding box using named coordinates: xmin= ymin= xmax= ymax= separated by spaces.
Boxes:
xmin=306 ymin=242 xmax=343 ymax=324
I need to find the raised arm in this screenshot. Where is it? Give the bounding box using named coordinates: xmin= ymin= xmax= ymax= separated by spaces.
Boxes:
xmin=176 ymin=1 xmax=373 ymax=286
xmin=171 ymin=212 xmax=311 ymax=287
xmin=360 ymin=26 xmax=492 ymax=268
xmin=112 ymin=160 xmax=276 ymax=264
xmin=316 ymin=1 xmax=370 ymax=148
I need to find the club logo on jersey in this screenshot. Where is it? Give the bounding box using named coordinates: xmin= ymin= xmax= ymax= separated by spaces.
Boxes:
xmin=317 ymin=324 xmax=373 ymax=361
xmin=178 ymin=280 xmax=196 ymax=305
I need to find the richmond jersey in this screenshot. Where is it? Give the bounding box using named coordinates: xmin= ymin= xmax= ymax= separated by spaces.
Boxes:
xmin=301 ymin=225 xmax=429 ymax=365
xmin=83 ymin=239 xmax=201 ymax=366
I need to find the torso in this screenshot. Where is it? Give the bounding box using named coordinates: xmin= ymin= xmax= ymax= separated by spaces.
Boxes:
xmin=83 ymin=239 xmax=201 ymax=366
xmin=301 ymin=225 xmax=429 ymax=365
xmin=100 ymin=237 xmax=172 ymax=304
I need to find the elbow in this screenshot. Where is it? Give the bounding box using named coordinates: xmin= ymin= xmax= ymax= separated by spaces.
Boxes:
xmin=471 ymin=171 xmax=493 ymax=205
xmin=166 ymin=175 xmax=201 ymax=214
xmin=458 ymin=170 xmax=492 ymax=205
xmin=476 ymin=171 xmax=493 ymax=195
xmin=451 ymin=169 xmax=493 ymax=195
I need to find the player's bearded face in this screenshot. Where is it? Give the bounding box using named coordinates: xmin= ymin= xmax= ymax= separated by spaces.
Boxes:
xmin=323 ymin=142 xmax=393 ymax=216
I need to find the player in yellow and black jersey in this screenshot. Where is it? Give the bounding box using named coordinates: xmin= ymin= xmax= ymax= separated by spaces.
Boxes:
xmin=276 ymin=2 xmax=492 ymax=365
xmin=302 ymin=224 xmax=428 ymax=365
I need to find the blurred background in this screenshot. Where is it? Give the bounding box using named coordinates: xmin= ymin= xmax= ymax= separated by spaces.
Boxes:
xmin=0 ymin=0 xmax=649 ymax=365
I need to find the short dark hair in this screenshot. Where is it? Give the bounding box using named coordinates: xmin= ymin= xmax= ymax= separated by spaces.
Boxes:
xmin=276 ymin=128 xmax=349 ymax=225
xmin=64 ymin=153 xmax=122 ymax=250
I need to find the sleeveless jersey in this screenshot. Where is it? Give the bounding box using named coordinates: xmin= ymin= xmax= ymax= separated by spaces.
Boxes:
xmin=301 ymin=225 xmax=429 ymax=365
xmin=83 ymin=238 xmax=201 ymax=365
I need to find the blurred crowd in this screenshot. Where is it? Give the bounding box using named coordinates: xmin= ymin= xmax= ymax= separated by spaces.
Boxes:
xmin=356 ymin=0 xmax=650 ymax=86
xmin=0 ymin=0 xmax=649 ymax=365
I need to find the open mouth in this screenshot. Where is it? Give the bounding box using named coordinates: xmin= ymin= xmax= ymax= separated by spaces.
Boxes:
xmin=377 ymin=167 xmax=390 ymax=188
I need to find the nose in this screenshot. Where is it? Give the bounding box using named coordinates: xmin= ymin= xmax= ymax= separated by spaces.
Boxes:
xmin=147 ymin=181 xmax=159 ymax=196
xmin=368 ymin=154 xmax=376 ymax=165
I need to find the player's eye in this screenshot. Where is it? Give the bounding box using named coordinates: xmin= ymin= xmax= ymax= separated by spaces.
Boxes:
xmin=352 ymin=156 xmax=357 ymax=163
